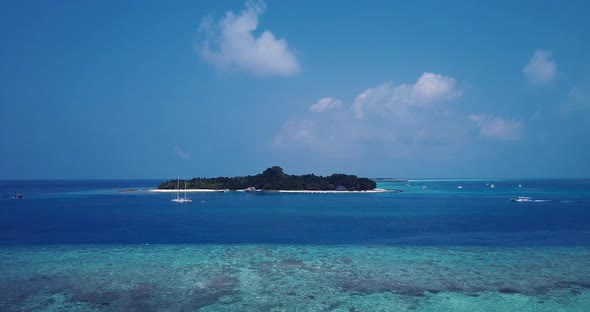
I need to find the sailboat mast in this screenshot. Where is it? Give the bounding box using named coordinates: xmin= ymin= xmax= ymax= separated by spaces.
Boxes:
xmin=176 ymin=177 xmax=180 ymax=200
xmin=184 ymin=182 xmax=187 ymax=199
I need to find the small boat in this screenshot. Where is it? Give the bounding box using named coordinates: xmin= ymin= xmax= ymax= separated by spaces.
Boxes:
xmin=171 ymin=178 xmax=192 ymax=203
xmin=518 ymin=184 xmax=523 ymax=188
xmin=422 ymin=186 xmax=427 ymax=190
xmin=245 ymin=186 xmax=257 ymax=192
xmin=512 ymin=196 xmax=532 ymax=202
xmin=490 ymin=184 xmax=495 ymax=189
xmin=457 ymin=185 xmax=463 ymax=189
xmin=13 ymin=193 xmax=23 ymax=199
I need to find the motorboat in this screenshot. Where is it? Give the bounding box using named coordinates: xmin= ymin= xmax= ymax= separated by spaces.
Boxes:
xmin=512 ymin=196 xmax=532 ymax=202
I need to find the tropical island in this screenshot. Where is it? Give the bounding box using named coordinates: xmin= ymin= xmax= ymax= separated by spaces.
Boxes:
xmin=157 ymin=166 xmax=378 ymax=192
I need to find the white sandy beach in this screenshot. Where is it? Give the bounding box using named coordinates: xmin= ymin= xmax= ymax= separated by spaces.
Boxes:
xmin=148 ymin=189 xmax=230 ymax=193
xmin=147 ymin=188 xmax=388 ymax=194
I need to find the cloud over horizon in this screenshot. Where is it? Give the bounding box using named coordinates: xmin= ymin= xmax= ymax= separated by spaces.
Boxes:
xmin=469 ymin=114 xmax=523 ymax=140
xmin=274 ymin=73 xmax=467 ymax=158
xmin=274 ymin=72 xmax=528 ymax=163
xmin=523 ymin=50 xmax=557 ymax=85
xmin=352 ymin=72 xmax=461 ymax=119
xmin=198 ymin=1 xmax=300 ymax=76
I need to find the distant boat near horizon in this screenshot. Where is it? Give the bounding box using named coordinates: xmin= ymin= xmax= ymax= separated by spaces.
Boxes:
xmin=171 ymin=178 xmax=192 ymax=203
xmin=512 ymin=196 xmax=532 ymax=202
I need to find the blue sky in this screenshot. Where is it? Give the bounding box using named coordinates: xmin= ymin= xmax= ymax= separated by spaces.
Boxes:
xmin=1 ymin=0 xmax=589 ymax=179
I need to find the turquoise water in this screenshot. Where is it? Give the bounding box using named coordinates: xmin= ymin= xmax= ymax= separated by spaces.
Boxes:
xmin=1 ymin=179 xmax=590 ymax=311
xmin=2 ymin=245 xmax=590 ymax=311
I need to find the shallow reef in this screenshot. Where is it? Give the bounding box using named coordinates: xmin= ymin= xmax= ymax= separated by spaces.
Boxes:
xmin=1 ymin=245 xmax=590 ymax=311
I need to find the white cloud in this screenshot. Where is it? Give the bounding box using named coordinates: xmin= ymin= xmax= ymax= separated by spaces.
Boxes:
xmin=470 ymin=114 xmax=523 ymax=140
xmin=173 ymin=145 xmax=191 ymax=159
xmin=274 ymin=72 xmax=466 ymax=158
xmin=481 ymin=118 xmax=522 ymax=140
xmin=523 ymin=50 xmax=557 ymax=85
xmin=309 ymin=97 xmax=343 ymax=112
xmin=198 ymin=1 xmax=300 ymax=76
xmin=412 ymin=72 xmax=461 ymax=103
xmin=468 ymin=114 xmax=487 ymax=123
xmin=273 ymin=114 xmax=398 ymax=158
xmin=352 ymin=72 xmax=460 ymax=119
xmin=273 ymin=119 xmax=318 ymax=147
xmin=275 ymin=71 xmax=527 ymax=163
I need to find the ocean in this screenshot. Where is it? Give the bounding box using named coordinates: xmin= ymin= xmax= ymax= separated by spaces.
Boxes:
xmin=1 ymin=179 xmax=590 ymax=311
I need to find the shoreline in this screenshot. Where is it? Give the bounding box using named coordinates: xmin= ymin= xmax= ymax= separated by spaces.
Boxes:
xmin=147 ymin=189 xmax=230 ymax=193
xmin=146 ymin=188 xmax=389 ymax=194
xmin=276 ymin=188 xmax=388 ymax=193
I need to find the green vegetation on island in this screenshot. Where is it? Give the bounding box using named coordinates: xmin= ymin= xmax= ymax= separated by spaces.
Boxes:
xmin=158 ymin=166 xmax=377 ymax=191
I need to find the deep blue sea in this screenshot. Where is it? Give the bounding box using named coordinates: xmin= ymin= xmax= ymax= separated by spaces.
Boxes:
xmin=1 ymin=179 xmax=590 ymax=311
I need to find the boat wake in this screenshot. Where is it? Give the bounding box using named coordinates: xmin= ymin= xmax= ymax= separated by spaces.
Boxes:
xmin=511 ymin=196 xmax=552 ymax=203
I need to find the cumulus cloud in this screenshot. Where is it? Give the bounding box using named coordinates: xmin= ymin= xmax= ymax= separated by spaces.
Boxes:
xmin=352 ymin=72 xmax=461 ymax=119
xmin=309 ymin=97 xmax=343 ymax=112
xmin=523 ymin=50 xmax=557 ymax=85
xmin=274 ymin=72 xmax=466 ymax=158
xmin=470 ymin=114 xmax=523 ymax=140
xmin=274 ymin=72 xmax=528 ymax=162
xmin=412 ymin=72 xmax=461 ymax=102
xmin=198 ymin=1 xmax=300 ymax=76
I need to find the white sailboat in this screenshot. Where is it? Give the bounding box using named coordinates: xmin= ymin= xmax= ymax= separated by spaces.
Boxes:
xmin=171 ymin=177 xmax=192 ymax=203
